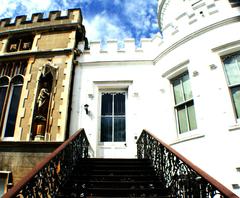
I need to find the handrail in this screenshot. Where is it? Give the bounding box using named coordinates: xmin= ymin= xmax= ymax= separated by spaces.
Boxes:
xmin=137 ymin=129 xmax=239 ymax=198
xmin=3 ymin=128 xmax=90 ymax=198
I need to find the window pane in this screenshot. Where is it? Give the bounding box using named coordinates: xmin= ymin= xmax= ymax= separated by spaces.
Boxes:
xmin=101 ymin=93 xmax=112 ymax=115
xmin=0 ymin=87 xmax=7 ymax=119
xmin=114 ymin=117 xmax=126 ymax=142
xmin=101 ymin=92 xmax=126 ymax=142
xmin=177 ymin=105 xmax=188 ymax=133
xmin=224 ymin=57 xmax=240 ymax=85
xmin=173 ymin=79 xmax=184 ymax=104
xmin=182 ymin=73 xmax=192 ymax=100
xmin=101 ymin=116 xmax=112 ymax=142
xmin=232 ymin=86 xmax=240 ymax=118
xmin=187 ymin=101 xmax=197 ymax=130
xmin=4 ymin=85 xmax=22 ymax=137
xmin=0 ymin=177 xmax=6 ymax=197
xmin=114 ymin=93 xmax=125 ymax=115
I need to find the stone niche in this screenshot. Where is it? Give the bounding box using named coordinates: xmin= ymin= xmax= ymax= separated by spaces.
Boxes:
xmin=31 ymin=59 xmax=58 ymax=141
xmin=20 ymin=55 xmax=69 ymax=141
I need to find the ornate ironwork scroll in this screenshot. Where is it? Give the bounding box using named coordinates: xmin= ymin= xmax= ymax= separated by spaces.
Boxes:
xmin=3 ymin=129 xmax=90 ymax=198
xmin=137 ymin=130 xmax=237 ymax=198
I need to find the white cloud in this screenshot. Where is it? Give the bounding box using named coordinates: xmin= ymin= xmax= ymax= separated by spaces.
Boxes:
xmin=0 ymin=0 xmax=17 ymax=17
xmin=83 ymin=13 xmax=133 ymax=42
xmin=0 ymin=0 xmax=158 ymax=42
xmin=123 ymin=0 xmax=158 ymax=37
xmin=21 ymin=0 xmax=52 ymax=11
xmin=0 ymin=0 xmax=54 ymax=19
xmin=60 ymin=0 xmax=81 ymax=8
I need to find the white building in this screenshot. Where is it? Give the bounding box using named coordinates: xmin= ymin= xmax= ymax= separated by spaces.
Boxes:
xmin=70 ymin=0 xmax=240 ymax=195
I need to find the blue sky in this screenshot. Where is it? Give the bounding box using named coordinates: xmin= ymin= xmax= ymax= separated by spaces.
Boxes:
xmin=0 ymin=0 xmax=160 ymax=43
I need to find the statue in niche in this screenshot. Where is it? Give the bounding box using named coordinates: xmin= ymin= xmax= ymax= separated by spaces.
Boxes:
xmin=37 ymin=83 xmax=50 ymax=111
xmin=35 ymin=82 xmax=51 ymax=120
xmin=32 ymin=59 xmax=58 ymax=140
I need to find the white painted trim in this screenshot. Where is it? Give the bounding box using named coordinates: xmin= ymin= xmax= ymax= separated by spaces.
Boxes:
xmin=161 ymin=60 xmax=189 ymax=79
xmin=212 ymin=40 xmax=240 ymax=56
xmin=0 ymin=171 xmax=11 ymax=174
xmin=170 ymin=133 xmax=205 ymax=145
xmin=94 ymin=81 xmax=132 ymax=158
xmin=79 ymin=60 xmax=153 ymax=66
xmin=94 ymin=80 xmax=133 ymax=89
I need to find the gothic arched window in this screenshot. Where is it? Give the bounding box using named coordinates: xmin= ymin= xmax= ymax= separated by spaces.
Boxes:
xmin=0 ymin=60 xmax=27 ymax=139
xmin=3 ymin=75 xmax=23 ymax=138
xmin=0 ymin=77 xmax=9 ymax=122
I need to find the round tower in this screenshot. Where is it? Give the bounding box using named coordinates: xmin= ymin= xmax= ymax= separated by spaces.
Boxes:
xmin=153 ymin=0 xmax=240 ymax=195
xmin=157 ymin=0 xmax=239 ymax=39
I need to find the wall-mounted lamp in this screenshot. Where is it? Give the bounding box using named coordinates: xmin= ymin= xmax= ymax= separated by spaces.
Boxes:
xmin=84 ymin=104 xmax=89 ymax=115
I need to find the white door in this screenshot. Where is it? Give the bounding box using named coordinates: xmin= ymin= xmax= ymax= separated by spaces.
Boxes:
xmin=97 ymin=91 xmax=127 ymax=158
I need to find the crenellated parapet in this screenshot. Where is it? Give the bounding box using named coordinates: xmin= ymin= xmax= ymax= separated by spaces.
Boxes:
xmin=0 ymin=9 xmax=82 ymax=34
xmin=158 ymin=0 xmax=236 ymax=39
xmin=79 ymin=35 xmax=163 ymax=63
xmin=0 ymin=9 xmax=86 ymax=142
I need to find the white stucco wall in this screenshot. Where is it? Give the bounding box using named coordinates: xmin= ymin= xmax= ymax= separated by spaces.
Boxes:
xmin=70 ymin=39 xmax=161 ymax=158
xmin=69 ymin=1 xmax=240 ymax=195
xmin=154 ymin=20 xmax=240 ymax=194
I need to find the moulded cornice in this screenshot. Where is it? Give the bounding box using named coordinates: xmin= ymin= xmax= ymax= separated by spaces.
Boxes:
xmin=161 ymin=59 xmax=189 ymax=79
xmin=0 ymin=48 xmax=73 ymax=60
xmin=78 ymin=59 xmax=153 ymax=67
xmin=212 ymin=39 xmax=240 ymax=56
xmin=154 ymin=15 xmax=240 ymax=64
xmin=0 ymin=23 xmax=81 ymax=37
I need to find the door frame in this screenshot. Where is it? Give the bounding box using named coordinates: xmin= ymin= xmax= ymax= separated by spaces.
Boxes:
xmin=98 ymin=89 xmax=127 ymax=147
xmin=94 ymin=81 xmax=132 ymax=157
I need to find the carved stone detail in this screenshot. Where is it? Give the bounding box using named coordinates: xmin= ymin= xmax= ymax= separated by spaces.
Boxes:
xmin=31 ymin=59 xmax=58 ymax=140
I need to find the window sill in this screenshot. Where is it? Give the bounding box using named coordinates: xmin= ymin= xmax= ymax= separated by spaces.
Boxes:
xmin=229 ymin=124 xmax=240 ymax=132
xmin=1 ymin=137 xmax=14 ymax=141
xmin=170 ymin=133 xmax=205 ymax=146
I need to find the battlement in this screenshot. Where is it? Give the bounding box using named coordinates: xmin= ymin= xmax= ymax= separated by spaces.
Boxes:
xmin=84 ymin=35 xmax=163 ymax=54
xmin=0 ymin=9 xmax=82 ymax=33
xmin=78 ymin=35 xmax=163 ymax=63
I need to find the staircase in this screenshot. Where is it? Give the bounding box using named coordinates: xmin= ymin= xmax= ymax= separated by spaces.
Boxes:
xmin=4 ymin=130 xmax=237 ymax=198
xmin=57 ymin=158 xmax=170 ymax=198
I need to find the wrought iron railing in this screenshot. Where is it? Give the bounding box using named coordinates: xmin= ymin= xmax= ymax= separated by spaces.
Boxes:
xmin=3 ymin=128 xmax=91 ymax=198
xmin=137 ymin=129 xmax=238 ymax=198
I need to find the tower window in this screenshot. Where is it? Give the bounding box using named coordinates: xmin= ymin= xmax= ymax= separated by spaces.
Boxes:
xmin=6 ymin=35 xmax=34 ymax=52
